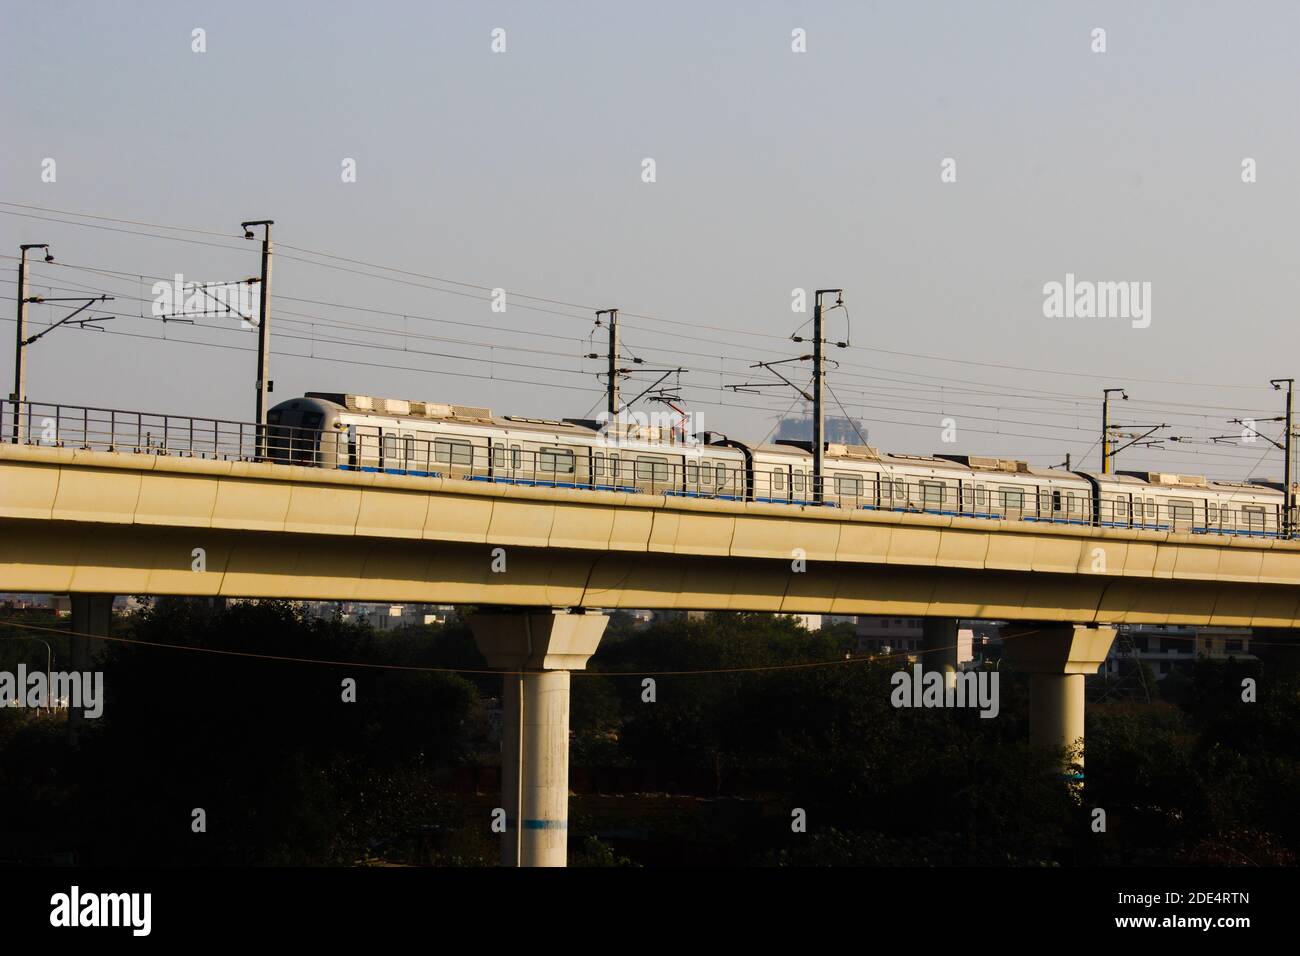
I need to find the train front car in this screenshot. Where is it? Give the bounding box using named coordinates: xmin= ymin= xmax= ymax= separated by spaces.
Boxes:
xmin=265 ymin=394 xmax=345 ymax=466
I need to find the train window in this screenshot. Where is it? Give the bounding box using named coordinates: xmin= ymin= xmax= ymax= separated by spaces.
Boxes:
xmin=402 ymin=437 xmax=416 ymax=462
xmin=608 ymin=454 xmax=619 ymax=479
xmin=1052 ymin=490 xmax=1061 ymax=512
xmin=998 ymin=487 xmax=1025 ymax=511
xmin=635 ymin=457 xmax=669 ymax=481
xmin=382 ymin=433 xmax=397 ymax=463
xmin=492 ymin=444 xmax=507 ymax=469
xmin=835 ymin=475 xmax=862 ymax=497
xmin=1208 ymin=503 xmax=1218 ymax=524
xmin=434 ymin=438 xmax=473 ymax=466
xmin=1066 ymin=493 xmax=1078 ymax=514
xmin=1116 ymin=498 xmax=1128 ymax=520
xmin=686 ymin=463 xmax=698 ymax=484
xmin=540 ymin=447 xmax=576 ymax=474
xmin=793 ymin=470 xmax=805 ymax=492
xmin=510 ymin=445 xmax=522 ymax=469
xmin=1243 ymin=506 xmax=1264 ymax=531
xmin=699 ymin=463 xmax=713 ymax=485
xmin=975 ymin=484 xmax=988 ymax=509
xmin=1171 ymin=502 xmax=1193 ymax=528
xmin=921 ymin=481 xmax=945 ymax=509
xmin=714 ymin=463 xmax=729 ymax=489
xmin=1222 ymin=508 xmax=1234 ymax=528
xmin=773 ymin=470 xmax=785 ymax=492
xmin=893 ymin=480 xmax=907 ymax=501
xmin=593 ymin=452 xmax=605 ymax=477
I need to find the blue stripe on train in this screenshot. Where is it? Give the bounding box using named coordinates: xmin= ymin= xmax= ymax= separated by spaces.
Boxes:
xmin=333 ymin=468 xmax=1282 ymax=536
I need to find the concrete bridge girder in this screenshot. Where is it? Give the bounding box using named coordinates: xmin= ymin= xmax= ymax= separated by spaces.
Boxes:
xmin=1 ymin=444 xmax=1299 ymax=624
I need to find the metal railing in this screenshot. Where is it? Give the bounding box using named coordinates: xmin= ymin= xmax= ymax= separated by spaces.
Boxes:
xmin=3 ymin=399 xmax=264 ymax=460
xmin=0 ymin=399 xmax=1284 ymax=539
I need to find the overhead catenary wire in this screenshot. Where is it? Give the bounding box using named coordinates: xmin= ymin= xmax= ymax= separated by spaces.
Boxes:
xmin=0 ymin=201 xmax=1278 ymax=394
xmin=2 ymin=204 xmax=1292 ymax=482
xmin=0 ymin=288 xmax=1289 ymax=475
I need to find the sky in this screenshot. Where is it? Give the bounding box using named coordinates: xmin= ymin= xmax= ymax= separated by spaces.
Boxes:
xmin=2 ymin=0 xmax=1298 ymax=481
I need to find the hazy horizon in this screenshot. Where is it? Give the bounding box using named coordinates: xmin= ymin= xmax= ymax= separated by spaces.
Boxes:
xmin=3 ymin=0 xmax=1297 ymax=481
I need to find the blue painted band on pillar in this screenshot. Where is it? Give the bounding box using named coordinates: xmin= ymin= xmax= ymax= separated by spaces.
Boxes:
xmin=522 ymin=819 xmax=568 ymax=830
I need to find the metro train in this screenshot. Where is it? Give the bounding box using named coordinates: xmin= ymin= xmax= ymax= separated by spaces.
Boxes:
xmin=266 ymin=392 xmax=1289 ymax=539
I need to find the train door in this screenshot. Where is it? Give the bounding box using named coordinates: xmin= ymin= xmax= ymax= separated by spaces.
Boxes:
xmin=342 ymin=424 xmax=358 ymax=469
xmin=400 ymin=431 xmax=423 ymax=473
xmin=791 ymin=467 xmax=807 ymax=503
xmin=832 ymin=472 xmax=865 ymax=508
xmin=380 ymin=430 xmax=398 ymax=472
xmin=769 ymin=464 xmax=791 ymax=501
xmin=1114 ymin=493 xmax=1130 ymax=528
xmin=684 ymin=458 xmax=699 ymax=495
xmin=710 ymin=459 xmax=734 ymax=498
xmin=863 ymin=473 xmax=878 ymax=510
xmin=1168 ymin=498 xmax=1196 ymax=533
xmin=576 ymin=447 xmax=594 ymax=488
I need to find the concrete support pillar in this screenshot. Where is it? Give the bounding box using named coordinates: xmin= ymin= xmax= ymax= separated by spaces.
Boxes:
xmin=469 ymin=609 xmax=608 ymax=868
xmin=921 ymin=618 xmax=959 ymax=690
xmin=1001 ymin=623 xmax=1116 ymax=771
xmin=68 ymin=593 xmax=113 ymax=744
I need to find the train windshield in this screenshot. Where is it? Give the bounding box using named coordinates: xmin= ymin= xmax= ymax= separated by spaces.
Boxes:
xmin=265 ymin=409 xmax=323 ymax=464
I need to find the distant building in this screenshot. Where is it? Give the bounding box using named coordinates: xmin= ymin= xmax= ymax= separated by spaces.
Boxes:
xmin=786 ymin=613 xmax=823 ymax=631
xmin=1103 ymin=624 xmax=1254 ymax=681
xmin=774 ymin=415 xmax=868 ymax=446
xmin=0 ymin=593 xmax=137 ymax=617
xmin=848 ymin=616 xmax=981 ymax=667
xmin=300 ymin=601 xmax=456 ymax=629
xmin=852 ymin=616 xmax=924 ymax=655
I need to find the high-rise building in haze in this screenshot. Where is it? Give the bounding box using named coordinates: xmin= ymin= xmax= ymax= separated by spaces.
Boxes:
xmin=774 ymin=415 xmax=868 ymax=446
